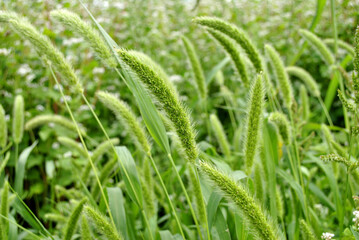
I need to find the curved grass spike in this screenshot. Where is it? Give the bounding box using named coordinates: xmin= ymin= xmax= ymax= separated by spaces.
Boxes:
xmin=12 ymin=95 xmax=24 ymax=144
xmin=0 ymin=181 xmax=9 ymax=240
xmin=193 ymin=16 xmax=262 ymax=73
xmin=84 ymin=205 xmax=122 ymax=240
xmin=354 ymin=26 xmax=359 ymax=73
xmin=285 ymin=66 xmax=320 ymax=97
xmin=199 ymin=161 xmax=278 ymax=240
xmin=118 ymin=49 xmax=198 ymax=163
xmin=243 ymin=74 xmax=264 ymax=174
xmin=206 ymin=28 xmax=249 ymax=86
xmin=182 ymin=36 xmax=207 ymax=99
xmin=57 ymin=136 xmax=87 ymax=158
xmin=299 ymin=219 xmax=316 ymax=240
xmin=141 ymin=160 xmax=155 ymax=217
xmin=25 ymin=114 xmax=86 ymax=136
xmin=96 ymin=91 xmax=150 ymax=154
xmin=299 ymin=29 xmax=335 ymax=65
xmin=81 ymin=215 xmax=92 ymax=240
xmin=338 ymin=89 xmax=357 ymax=114
xmin=300 ymin=85 xmax=310 ymax=120
xmin=0 ymin=11 xmax=83 ymax=93
xmin=269 ymin=112 xmax=291 ymax=145
xmin=265 ymin=45 xmax=293 ymax=110
xmin=63 ymin=198 xmax=87 ymax=240
xmin=50 ymin=9 xmax=116 ymax=68
xmin=0 ymin=105 xmax=7 ymax=149
xmin=44 ymin=213 xmax=67 ymax=223
xmin=210 ymin=114 xmax=231 ymax=158
xmin=324 ymin=38 xmax=355 ymax=56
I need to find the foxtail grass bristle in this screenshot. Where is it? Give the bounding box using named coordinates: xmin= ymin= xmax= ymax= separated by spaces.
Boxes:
xmin=205 ymin=28 xmax=249 ymax=86
xmin=12 ymin=95 xmax=24 ymax=144
xmin=299 ymin=29 xmax=335 ymax=65
xmin=286 ymin=66 xmax=320 ymax=97
xmin=324 ymin=38 xmax=355 ymax=56
xmin=199 ymin=161 xmax=278 ymax=240
xmin=0 ymin=11 xmax=83 ymax=93
xmin=265 ymin=44 xmax=293 ymax=110
xmin=81 ymin=215 xmax=92 ymax=240
xmin=210 ymin=114 xmax=231 ymax=158
xmin=118 ymin=49 xmax=198 ymax=163
xmin=193 ymin=16 xmax=263 ymax=73
xmin=63 ymin=198 xmax=87 ymax=240
xmin=253 ymin=163 xmax=264 ymax=202
xmin=96 ymin=91 xmax=150 ymax=154
xmin=338 ymin=90 xmax=356 ymax=113
xmin=182 ymin=36 xmax=207 ymax=99
xmin=84 ymin=205 xmax=122 ymax=240
xmin=0 ymin=105 xmax=7 ymax=149
xmin=25 ymin=114 xmax=86 ymax=136
xmin=299 ymin=219 xmax=316 ymax=240
xmin=243 ymin=74 xmax=264 ymax=174
xmin=50 ymin=9 xmax=116 ymax=68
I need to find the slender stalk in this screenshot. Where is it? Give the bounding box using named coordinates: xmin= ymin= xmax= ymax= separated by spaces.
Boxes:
xmin=318 ymin=96 xmax=333 ymax=127
xmin=49 ymin=66 xmax=116 ymax=230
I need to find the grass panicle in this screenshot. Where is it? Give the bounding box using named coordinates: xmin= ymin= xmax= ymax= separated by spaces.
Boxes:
xmin=182 ymin=36 xmax=207 ymax=99
xmin=269 ymin=112 xmax=291 ymax=144
xmin=0 ymin=105 xmax=7 ymax=149
xmin=199 ymin=161 xmax=278 ymax=240
xmin=320 ymin=153 xmax=350 ymax=167
xmin=193 ymin=16 xmax=263 ymax=73
xmin=299 ymin=219 xmax=317 ymax=240
xmin=25 ymin=114 xmax=86 ymax=136
xmin=81 ymin=215 xmax=92 ymax=240
xmin=188 ymin=164 xmax=207 ymax=225
xmin=63 ymin=198 xmax=87 ymax=240
xmin=12 ymin=95 xmax=24 ymax=145
xmin=50 ymin=9 xmax=116 ymax=68
xmin=210 ymin=113 xmax=231 ymax=158
xmin=338 ymin=90 xmax=356 ymax=114
xmin=243 ymin=74 xmax=264 ymax=174
xmin=142 ymin=160 xmax=156 ymax=217
xmin=96 ymin=91 xmax=150 ymax=154
xmin=205 ymin=28 xmax=249 ymax=86
xmin=265 ymin=44 xmax=293 ymax=109
xmin=0 ymin=11 xmax=83 ymax=93
xmin=299 ymin=29 xmax=335 ymax=65
xmin=254 ymin=163 xmax=264 ymax=202
xmin=300 ymin=85 xmax=310 ymax=120
xmin=324 ymin=38 xmax=354 ymax=56
xmin=0 ymin=181 xmax=9 ymax=240
xmin=118 ymin=49 xmax=198 ymax=163
xmin=84 ymin=205 xmax=122 ymax=240
xmin=285 ymin=66 xmax=320 ymax=97
xmin=57 ymin=136 xmax=87 ymax=158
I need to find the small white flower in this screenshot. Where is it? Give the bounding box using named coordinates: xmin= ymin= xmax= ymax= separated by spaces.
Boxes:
xmin=321 ymin=232 xmax=334 ymax=240
xmin=353 ymin=210 xmax=359 ymax=230
xmin=169 ymin=75 xmax=182 ymax=83
xmin=36 ymin=105 xmax=45 ymax=111
xmin=92 ymin=67 xmax=105 ymax=75
xmin=60 ymin=95 xmax=72 ymax=103
xmin=17 ymin=64 xmax=32 ymax=76
xmin=52 ymin=142 xmax=59 ymax=149
xmin=63 ymin=37 xmax=83 ymax=46
xmin=63 ymin=151 xmax=72 ymax=158
xmin=49 ymin=123 xmax=55 ymax=128
xmin=26 ymin=73 xmax=36 ymax=82
xmin=0 ymin=48 xmax=11 ymax=56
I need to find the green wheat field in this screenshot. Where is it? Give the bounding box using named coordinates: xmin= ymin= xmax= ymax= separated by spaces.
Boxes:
xmin=1 ymin=0 xmax=359 ymax=239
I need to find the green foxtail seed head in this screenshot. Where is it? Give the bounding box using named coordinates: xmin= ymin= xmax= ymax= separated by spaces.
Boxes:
xmin=320 ymin=153 xmax=350 ymax=167
xmin=299 ymin=219 xmax=317 ymax=240
xmin=338 ymin=90 xmax=357 ymax=114
xmin=0 ymin=11 xmax=83 ymax=94
xmin=0 ymin=104 xmax=7 ymax=149
xmin=25 ymin=114 xmax=86 ymax=136
xmin=206 ymin=28 xmax=249 ymax=86
xmin=96 ymin=91 xmax=150 ymax=154
xmin=63 ymin=198 xmax=87 ymax=240
xmin=265 ymin=44 xmax=293 ymax=109
xmin=188 ymin=164 xmax=207 ymax=224
xmin=118 ymin=49 xmax=198 ymax=163
xmin=141 ymin=160 xmax=156 ymax=217
xmin=12 ymin=95 xmax=24 ymax=144
xmin=81 ymin=215 xmax=92 ymax=240
xmin=286 ymin=66 xmax=320 ymax=97
xmin=0 ymin=153 xmax=10 ymax=177
xmin=324 ymin=38 xmax=355 ymax=56
xmin=300 ymin=85 xmax=310 ymax=120
xmin=193 ymin=16 xmax=263 ymax=73
xmin=91 ymin=138 xmax=120 ymax=162
xmin=44 ymin=213 xmax=67 ymax=223
xmin=276 ymin=187 xmax=284 ymax=219
xmin=84 ymin=205 xmax=122 ymax=240
xmin=210 ymin=114 xmax=231 ymax=158
xmin=57 ymin=136 xmax=87 ymax=158
xmin=182 ymin=36 xmax=207 ymax=99
xmin=199 ymin=161 xmax=278 ymax=240
xmin=299 ymin=29 xmax=335 ymax=65
xmin=50 ymin=9 xmax=116 ymax=68
xmin=0 ymin=181 xmax=9 ymax=239
xmin=253 ymin=163 xmax=264 ymax=202
xmin=243 ymin=74 xmax=264 ymax=174
xmin=269 ymin=112 xmax=291 ymax=145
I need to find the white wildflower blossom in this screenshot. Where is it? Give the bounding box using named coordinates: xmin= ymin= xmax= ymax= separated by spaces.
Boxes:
xmin=63 ymin=37 xmax=83 ymax=46
xmin=0 ymin=48 xmax=11 ymax=56
xmin=36 ymin=105 xmax=45 ymax=111
xmin=63 ymin=151 xmax=72 ymax=158
xmin=169 ymin=75 xmax=182 ymax=83
xmin=17 ymin=64 xmax=32 ymax=76
xmin=92 ymin=67 xmax=105 ymax=75
xmin=52 ymin=142 xmax=60 ymax=149
xmin=353 ymin=210 xmax=359 ymax=230
xmin=60 ymin=95 xmax=72 ymax=103
xmin=321 ymin=232 xmax=334 ymax=240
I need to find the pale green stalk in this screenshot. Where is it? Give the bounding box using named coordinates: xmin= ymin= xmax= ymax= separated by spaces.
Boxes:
xmin=300 ymin=85 xmax=310 ymax=121
xmin=12 ymin=95 xmax=24 ymax=145
xmin=0 ymin=105 xmax=7 ymax=149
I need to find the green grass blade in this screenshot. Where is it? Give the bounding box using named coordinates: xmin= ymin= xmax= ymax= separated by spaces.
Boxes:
xmin=107 ymin=187 xmax=128 ymax=239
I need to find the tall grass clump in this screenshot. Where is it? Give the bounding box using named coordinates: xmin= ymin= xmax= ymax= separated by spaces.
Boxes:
xmin=0 ymin=105 xmax=7 ymax=149
xmin=243 ymin=74 xmax=264 ymax=173
xmin=182 ymin=36 xmax=207 ymax=99
xmin=193 ymin=16 xmax=263 ymax=73
xmin=199 ymin=161 xmax=278 ymax=240
xmin=0 ymin=11 xmax=83 ymax=93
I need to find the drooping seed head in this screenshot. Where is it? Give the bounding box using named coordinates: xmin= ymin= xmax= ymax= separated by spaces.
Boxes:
xmin=269 ymin=112 xmax=291 ymax=144
xmin=63 ymin=198 xmax=87 ymax=240
xmin=286 ymin=66 xmax=320 ymax=97
xmin=12 ymin=95 xmax=24 ymax=144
